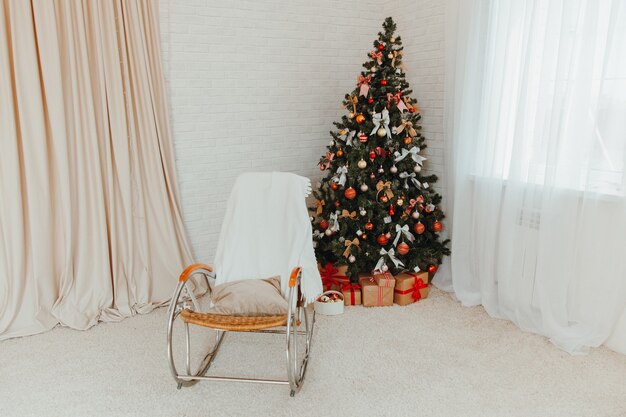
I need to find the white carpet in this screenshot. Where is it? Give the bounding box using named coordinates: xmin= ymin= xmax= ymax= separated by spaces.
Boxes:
xmin=1 ymin=288 xmax=625 ymax=417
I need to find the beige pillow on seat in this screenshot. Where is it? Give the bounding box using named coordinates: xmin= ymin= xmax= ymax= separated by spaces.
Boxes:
xmin=208 ymin=276 xmax=288 ymax=316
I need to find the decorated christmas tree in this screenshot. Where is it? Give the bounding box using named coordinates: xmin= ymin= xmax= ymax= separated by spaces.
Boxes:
xmin=312 ymin=17 xmax=450 ymax=281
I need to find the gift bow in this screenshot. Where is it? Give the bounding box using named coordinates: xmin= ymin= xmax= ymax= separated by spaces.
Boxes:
xmin=343 ymin=238 xmax=360 ymax=258
xmin=357 ymin=74 xmax=371 ymax=97
xmin=344 ymin=95 xmax=358 ymax=114
xmin=399 ymin=171 xmax=422 ymax=189
xmin=370 ymin=109 xmax=391 ymax=139
xmin=393 ymin=224 xmax=415 ymax=246
xmin=387 ymin=91 xmax=408 ymax=112
xmin=341 ymin=209 xmax=357 ymax=219
xmin=376 ymin=180 xmax=394 ymax=199
xmin=316 ymin=199 xmax=325 ymax=215
xmin=409 ymin=274 xmax=428 ymax=301
xmin=394 ymin=147 xmax=427 ymax=165
xmin=374 ymin=248 xmax=405 ymax=272
xmin=334 ymin=166 xmax=348 ymax=186
xmin=329 ymin=211 xmax=340 ymax=232
xmin=393 ymin=119 xmax=417 ymax=137
xmin=370 ymin=50 xmax=383 ymax=64
xmin=339 ymin=129 xmax=356 ymax=146
xmin=319 ymin=151 xmax=334 ymax=171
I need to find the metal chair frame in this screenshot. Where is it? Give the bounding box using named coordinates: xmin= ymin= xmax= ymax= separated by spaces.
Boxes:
xmin=166 ymin=263 xmax=315 ymax=397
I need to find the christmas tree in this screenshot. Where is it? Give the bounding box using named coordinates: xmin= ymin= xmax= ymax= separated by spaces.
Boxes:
xmin=312 ymin=17 xmax=450 ymax=281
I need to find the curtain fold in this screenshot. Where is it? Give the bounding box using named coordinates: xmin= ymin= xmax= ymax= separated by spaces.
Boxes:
xmin=0 ymin=0 xmax=193 ymax=339
xmin=443 ymin=0 xmax=626 ymax=354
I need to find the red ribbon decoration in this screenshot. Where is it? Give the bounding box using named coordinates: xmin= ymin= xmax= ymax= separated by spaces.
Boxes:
xmin=319 ymin=262 xmax=349 ymax=291
xmin=386 ymin=91 xmax=402 ymax=108
xmin=319 ymin=151 xmax=334 ymax=171
xmin=394 ymin=274 xmax=428 ymax=301
xmin=357 ymin=75 xmax=371 ymax=97
xmin=341 ymin=283 xmax=361 ymax=305
xmin=370 ymin=50 xmax=383 ymax=64
xmin=404 ymin=198 xmax=417 ymax=215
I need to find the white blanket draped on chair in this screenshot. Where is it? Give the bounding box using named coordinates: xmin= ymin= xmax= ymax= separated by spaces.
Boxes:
xmin=214 ymin=172 xmax=322 ymax=304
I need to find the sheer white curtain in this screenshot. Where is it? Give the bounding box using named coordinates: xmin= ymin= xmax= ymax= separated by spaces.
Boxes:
xmin=443 ymin=0 xmax=626 ymax=354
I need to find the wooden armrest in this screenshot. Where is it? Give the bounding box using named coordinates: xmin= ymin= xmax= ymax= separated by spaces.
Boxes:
xmin=179 ymin=263 xmax=213 ymax=282
xmin=289 ymin=267 xmax=301 ymax=287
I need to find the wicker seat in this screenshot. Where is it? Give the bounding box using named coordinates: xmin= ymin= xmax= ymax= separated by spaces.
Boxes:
xmin=180 ymin=309 xmax=288 ymax=331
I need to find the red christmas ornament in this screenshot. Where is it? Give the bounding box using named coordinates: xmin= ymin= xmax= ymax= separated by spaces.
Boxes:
xmin=409 ymin=107 xmax=415 ymax=113
xmin=344 ymin=187 xmax=357 ymax=200
xmin=380 ymin=79 xmax=388 ymax=86
xmin=330 ymin=182 xmax=339 ymax=191
xmin=428 ymin=264 xmax=438 ymax=274
xmin=377 ymin=234 xmax=389 ymax=245
xmin=334 ymin=201 xmax=340 ymax=208
xmin=403 ymin=137 xmax=412 ymax=145
xmin=380 ymin=195 xmax=389 ymax=203
xmin=369 ymin=151 xmax=376 ymax=160
xmin=375 ymin=146 xmax=386 ymax=157
xmin=377 ymin=44 xmax=384 ymax=51
xmin=397 ymin=242 xmax=410 ymax=255
xmin=358 ymin=133 xmax=368 ymax=143
xmin=319 ymin=219 xmax=328 ymax=230
xmin=414 ymin=222 xmax=425 ymax=234
xmin=389 ymin=204 xmax=395 ymax=216
xmin=368 ymin=97 xmax=374 ymax=104
xmin=365 ymin=221 xmax=374 ymax=231
xmin=433 ymin=221 xmax=442 ymax=232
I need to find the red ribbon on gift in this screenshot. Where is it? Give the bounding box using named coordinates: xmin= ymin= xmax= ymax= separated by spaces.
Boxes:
xmin=319 ymin=262 xmax=349 ymax=291
xmin=394 ymin=274 xmax=428 ymax=301
xmin=341 ymin=283 xmax=361 ymax=305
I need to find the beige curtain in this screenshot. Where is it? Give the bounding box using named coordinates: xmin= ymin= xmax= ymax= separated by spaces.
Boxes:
xmin=0 ymin=0 xmax=193 ymax=339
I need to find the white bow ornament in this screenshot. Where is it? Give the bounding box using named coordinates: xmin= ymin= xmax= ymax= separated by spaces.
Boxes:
xmin=394 ymin=147 xmax=427 ymax=165
xmin=370 ymin=109 xmax=391 ymax=139
xmin=374 ymin=248 xmax=405 ymax=272
xmin=399 ymin=171 xmax=422 ymax=189
xmin=334 ymin=166 xmax=348 ymax=186
xmin=393 ymin=224 xmax=415 ymax=246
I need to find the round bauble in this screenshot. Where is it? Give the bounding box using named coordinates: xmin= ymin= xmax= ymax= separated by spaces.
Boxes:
xmin=377 ymin=234 xmax=389 ymax=246
xmin=334 ymin=201 xmax=340 ymax=208
xmin=358 ymin=133 xmax=368 ymax=143
xmin=330 ymin=182 xmax=339 ymax=191
xmin=433 ymin=221 xmax=442 ymax=232
xmin=387 ymin=53 xmax=393 ymax=59
xmin=348 ymin=255 xmax=356 ymax=263
xmin=414 ymin=164 xmax=422 ymax=173
xmin=380 ymin=79 xmax=388 ymax=86
xmin=380 ymin=195 xmax=389 ymax=203
xmin=389 ymin=205 xmax=395 ymax=216
xmin=336 ymin=149 xmax=344 ymax=157
xmin=330 ymin=139 xmax=335 ymax=146
xmin=369 ymin=173 xmax=376 ymax=180
xmin=385 ymin=232 xmax=391 ymax=238
xmin=344 ymin=187 xmax=357 ymax=200
xmin=428 ymin=264 xmax=438 ymax=274
xmin=371 ymin=66 xmax=377 ymax=73
xmin=348 ymin=112 xmax=355 ymax=119
xmin=412 ymin=211 xmax=420 ymax=219
xmin=320 ymin=219 xmax=328 ymax=230
xmin=409 ymin=107 xmax=415 ymax=113
xmin=355 ymin=113 xmax=365 ymax=124
xmin=381 ymin=264 xmax=389 ymax=272
xmin=357 ymin=159 xmax=367 ymax=169
xmin=324 ymin=229 xmax=332 ymax=236
xmin=361 ymin=233 xmax=367 ymax=240
xmin=377 ymin=44 xmax=384 ymax=51
xmin=404 ymin=137 xmax=412 ymax=145
xmin=390 ymin=165 xmax=398 ymax=174
xmin=359 ymin=209 xmax=367 ymax=216
xmin=414 ymin=222 xmax=425 ymax=234
xmin=365 ymin=222 xmax=374 ymax=231
xmin=397 ymin=198 xmax=404 ymax=206
xmin=397 ymin=242 xmax=410 ymax=255
xmin=390 ymin=37 xmax=396 ymax=43
xmin=377 ymin=127 xmax=387 ymax=137
xmin=368 ymin=97 xmax=374 ymax=104
xmin=360 ymin=184 xmax=368 ymax=192
xmin=378 ymin=166 xmax=384 ymax=174
xmin=369 ymin=151 xmax=376 ymax=160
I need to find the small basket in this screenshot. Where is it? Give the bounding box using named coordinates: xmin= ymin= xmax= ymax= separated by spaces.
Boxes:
xmin=314 ymin=290 xmax=345 ymax=316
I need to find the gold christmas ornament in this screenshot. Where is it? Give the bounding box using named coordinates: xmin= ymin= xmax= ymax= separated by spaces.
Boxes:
xmin=357 ymin=159 xmax=367 ymax=169
xmin=348 ymin=112 xmax=355 ymax=119
xmin=377 ymin=127 xmax=386 ymax=137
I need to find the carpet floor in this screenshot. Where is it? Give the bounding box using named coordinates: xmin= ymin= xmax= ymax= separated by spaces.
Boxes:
xmin=1 ymin=288 xmax=625 ymax=417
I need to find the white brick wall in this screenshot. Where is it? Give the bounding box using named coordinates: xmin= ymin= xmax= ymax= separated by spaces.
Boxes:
xmin=158 ymin=0 xmax=446 ymax=261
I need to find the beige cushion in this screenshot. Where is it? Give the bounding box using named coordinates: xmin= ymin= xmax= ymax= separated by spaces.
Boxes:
xmin=208 ymin=276 xmax=288 ymax=316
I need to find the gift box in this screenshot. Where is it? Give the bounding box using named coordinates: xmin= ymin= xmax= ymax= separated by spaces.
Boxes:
xmin=393 ymin=271 xmax=429 ymax=306
xmin=318 ymin=262 xmax=350 ymax=291
xmin=359 ymin=273 xmax=395 ymax=307
xmin=341 ymin=283 xmax=361 ymax=306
